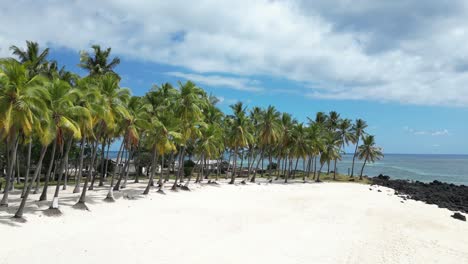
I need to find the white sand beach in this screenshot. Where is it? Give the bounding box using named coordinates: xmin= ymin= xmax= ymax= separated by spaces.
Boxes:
xmin=1 ymin=182 xmax=467 ymax=264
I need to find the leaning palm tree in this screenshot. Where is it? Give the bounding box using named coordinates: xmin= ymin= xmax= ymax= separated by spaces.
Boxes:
xmin=79 ymin=45 xmax=121 ymax=77
xmin=0 ymin=59 xmax=49 ymax=207
xmin=42 ymin=79 xmax=89 ymax=212
xmin=357 ymin=135 xmax=384 ymax=180
xmin=350 ymin=119 xmax=367 ymax=177
xmin=14 ymin=117 xmax=55 ymax=220
xmin=39 ymin=78 xmax=85 ymax=201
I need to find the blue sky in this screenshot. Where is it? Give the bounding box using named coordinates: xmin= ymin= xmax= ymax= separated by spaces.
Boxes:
xmin=2 ymin=0 xmax=468 ymax=154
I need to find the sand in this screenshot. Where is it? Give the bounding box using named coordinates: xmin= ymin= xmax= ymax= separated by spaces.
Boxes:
xmin=0 ymin=181 xmax=467 ymax=264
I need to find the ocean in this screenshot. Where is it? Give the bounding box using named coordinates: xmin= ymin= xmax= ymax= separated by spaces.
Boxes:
xmin=107 ymin=151 xmax=468 ymax=185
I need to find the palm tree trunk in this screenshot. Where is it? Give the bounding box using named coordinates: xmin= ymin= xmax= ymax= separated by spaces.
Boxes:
xmin=275 ymin=157 xmax=281 ymax=180
xmin=89 ymin=139 xmax=106 ymax=190
xmin=226 ymin=149 xmax=232 ymax=179
xmin=282 ymin=155 xmax=288 ymax=177
xmin=75 ymin=140 xmax=99 ymax=209
xmin=1 ymin=135 xmax=19 ymax=207
xmin=113 ymin=143 xmax=128 ymax=191
xmin=105 ymin=139 xmax=125 ymax=201
xmin=247 ymin=150 xmax=257 ymax=181
xmin=359 ymin=155 xmax=368 ymax=180
xmin=239 ymin=149 xmax=244 ymax=179
xmin=143 ymin=148 xmax=158 ymax=195
xmin=97 ymin=137 xmax=106 ymax=186
xmin=195 ymin=154 xmax=203 ymax=183
xmin=333 ymin=159 xmax=337 ymax=180
xmin=251 ymin=149 xmax=263 ymax=183
xmin=21 ymin=139 xmax=32 ymax=198
xmin=316 ymin=163 xmax=324 ymax=182
xmin=246 ymin=148 xmax=252 ymax=179
xmin=73 ymin=137 xmax=86 ymax=193
xmin=14 ymin=146 xmax=48 ymax=219
xmin=302 ymin=158 xmax=307 ymax=182
xmin=49 ymin=137 xmax=73 ymax=211
xmin=313 ymin=156 xmax=318 ymax=180
xmin=60 ymin=137 xmax=73 ymax=190
xmin=172 ymin=146 xmax=185 ymax=190
xmin=306 ymin=156 xmax=312 ymax=179
xmin=100 ymin=138 xmax=111 ymax=186
xmin=350 ymin=138 xmax=360 ymax=177
xmin=158 ymin=154 xmax=165 ymax=187
xmin=229 ymin=146 xmax=238 ymax=184
xmin=293 ymin=157 xmax=299 ymax=178
xmin=39 ymin=137 xmax=57 ymax=201
xmin=122 ymin=149 xmax=132 ymax=188
xmin=165 ymin=151 xmax=174 ymax=182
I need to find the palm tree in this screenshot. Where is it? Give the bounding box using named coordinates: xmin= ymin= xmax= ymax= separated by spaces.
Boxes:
xmin=227 ymin=102 xmax=252 ymax=184
xmin=351 ymin=119 xmax=368 ymax=177
xmin=79 ymin=45 xmax=121 ymax=77
xmin=39 ymin=78 xmax=84 ymax=201
xmin=318 ymin=132 xmax=341 ymax=181
xmin=172 ymin=81 xmax=206 ymax=190
xmin=0 ymin=59 xmax=49 ymax=206
xmin=41 ymin=78 xmax=89 ymax=211
xmin=288 ymin=123 xmax=309 ymax=182
xmin=357 ymin=135 xmax=383 ymax=180
xmin=142 ymin=115 xmax=180 ymax=194
xmin=335 ymin=118 xmax=355 ymax=177
xmin=112 ymin=96 xmax=150 ymax=191
xmin=71 ymin=77 xmax=103 ymax=194
xmin=252 ymin=106 xmax=281 ymax=182
xmin=306 ymin=122 xmax=325 ymax=179
xmin=9 ymin=41 xmax=50 ymax=77
xmin=14 ymin=117 xmax=55 ymax=219
xmin=277 ymin=113 xmax=294 ymax=180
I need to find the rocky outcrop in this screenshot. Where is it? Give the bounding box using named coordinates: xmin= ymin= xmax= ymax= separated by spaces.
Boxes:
xmin=372 ymin=175 xmax=468 ymax=214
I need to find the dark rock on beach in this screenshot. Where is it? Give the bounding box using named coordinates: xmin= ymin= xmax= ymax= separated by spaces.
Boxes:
xmin=451 ymin=212 xmax=466 ymax=221
xmin=372 ymin=175 xmax=468 ymax=214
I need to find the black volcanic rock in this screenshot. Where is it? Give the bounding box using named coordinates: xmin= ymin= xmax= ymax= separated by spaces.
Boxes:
xmin=372 ymin=177 xmax=468 ymax=214
xmin=451 ymin=212 xmax=466 ymax=221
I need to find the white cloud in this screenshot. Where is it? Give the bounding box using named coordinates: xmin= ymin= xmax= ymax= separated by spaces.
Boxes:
xmin=2 ymin=1 xmax=468 ymax=106
xmin=403 ymin=127 xmax=450 ymax=136
xmin=165 ymin=72 xmax=263 ymax=92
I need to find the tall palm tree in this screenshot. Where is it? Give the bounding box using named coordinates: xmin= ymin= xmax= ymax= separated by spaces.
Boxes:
xmin=335 ymin=118 xmax=355 ymax=177
xmin=79 ymin=45 xmax=121 ymax=77
xmin=357 ymin=135 xmax=383 ymax=180
xmin=172 ymin=81 xmax=206 ymax=190
xmin=227 ymin=102 xmax=252 ymax=184
xmin=252 ymin=106 xmax=281 ymax=182
xmin=112 ymin=96 xmax=150 ymax=191
xmin=306 ymin=122 xmax=325 ymax=179
xmin=288 ymin=123 xmax=309 ymax=183
xmin=14 ymin=117 xmax=55 ymax=219
xmin=9 ymin=41 xmax=50 ymax=77
xmin=39 ymin=78 xmax=85 ymax=201
xmin=351 ymin=119 xmax=368 ymax=177
xmin=0 ymin=59 xmax=49 ymax=206
xmin=318 ymin=132 xmax=341 ymax=181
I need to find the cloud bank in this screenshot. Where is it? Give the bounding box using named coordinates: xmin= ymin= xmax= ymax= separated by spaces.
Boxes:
xmin=1 ymin=0 xmax=468 ymax=106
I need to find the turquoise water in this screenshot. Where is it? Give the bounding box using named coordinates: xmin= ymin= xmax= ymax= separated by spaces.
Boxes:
xmin=335 ymin=154 xmax=468 ymax=185
xmin=107 ymin=151 xmax=468 ymax=185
